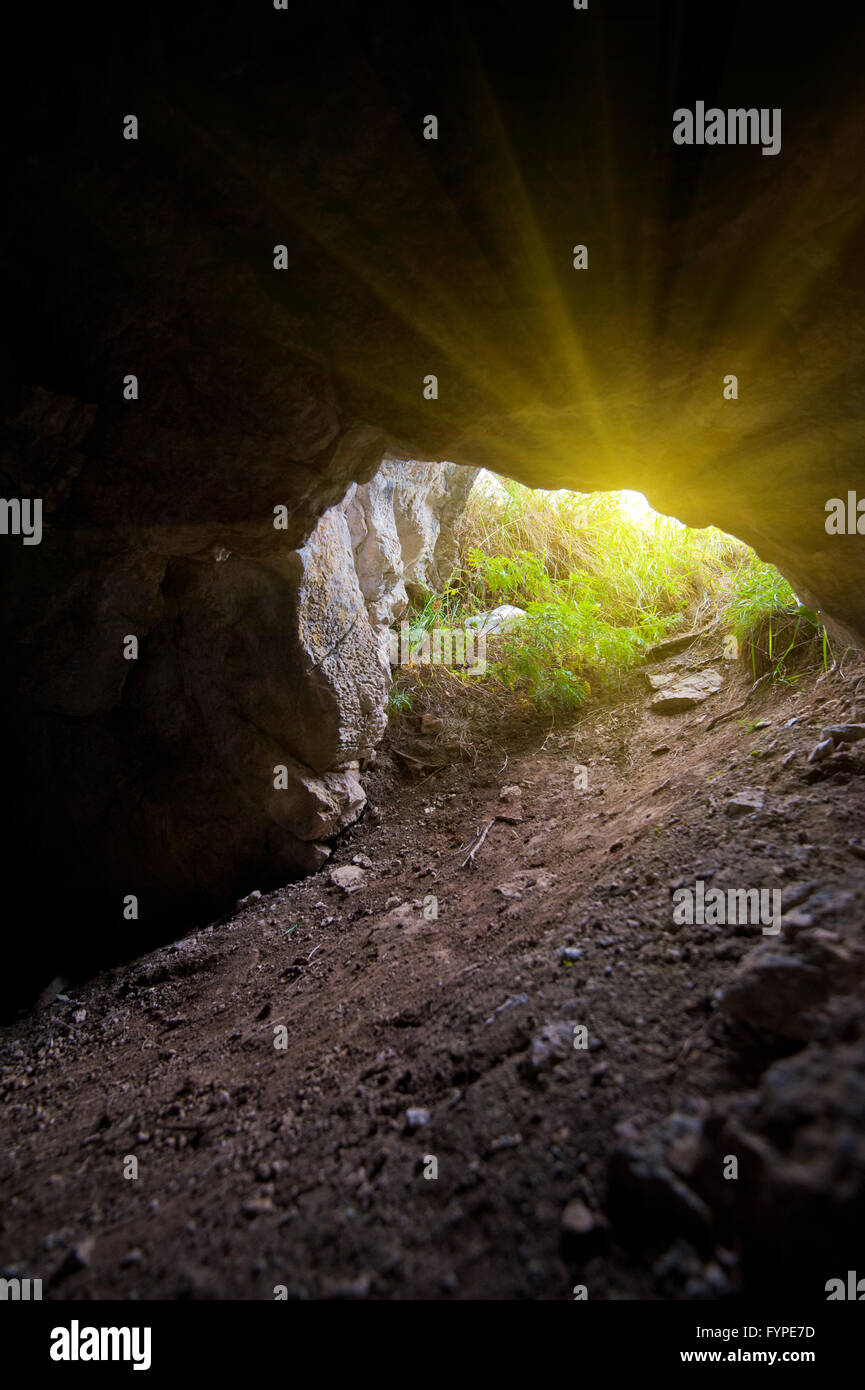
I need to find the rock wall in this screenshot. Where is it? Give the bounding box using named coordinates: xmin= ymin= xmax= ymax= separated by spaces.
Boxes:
xmin=0 ymin=450 xmax=473 ymax=1003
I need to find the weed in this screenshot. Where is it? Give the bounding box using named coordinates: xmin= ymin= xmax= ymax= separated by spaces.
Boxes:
xmin=386 ymin=689 xmax=413 ymax=716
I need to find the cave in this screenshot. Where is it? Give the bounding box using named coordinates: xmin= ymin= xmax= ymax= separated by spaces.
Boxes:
xmin=2 ymin=0 xmax=865 ymax=1326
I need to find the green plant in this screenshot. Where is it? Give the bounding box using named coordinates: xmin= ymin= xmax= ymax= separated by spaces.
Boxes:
xmin=386 ymin=688 xmax=413 ymax=715
xmin=492 ymin=593 xmax=666 ymax=711
xmin=723 ymin=553 xmax=829 ymax=682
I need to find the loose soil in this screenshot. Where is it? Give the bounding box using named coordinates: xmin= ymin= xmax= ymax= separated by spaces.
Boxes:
xmin=3 ymin=642 xmax=865 ymax=1300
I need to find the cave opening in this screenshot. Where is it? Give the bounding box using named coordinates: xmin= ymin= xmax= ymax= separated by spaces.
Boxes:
xmin=6 ymin=452 xmax=863 ymax=1307
xmin=385 ymin=468 xmax=830 ymax=733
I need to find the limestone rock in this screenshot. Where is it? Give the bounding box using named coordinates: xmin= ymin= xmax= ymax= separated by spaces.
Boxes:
xmin=465 ymin=605 xmax=528 ymax=637
xmin=648 ymin=669 xmax=723 ymax=712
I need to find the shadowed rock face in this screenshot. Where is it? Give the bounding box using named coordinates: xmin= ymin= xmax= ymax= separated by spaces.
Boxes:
xmin=0 ymin=452 xmax=469 ymax=1003
xmin=2 ymin=1 xmax=864 ymax=996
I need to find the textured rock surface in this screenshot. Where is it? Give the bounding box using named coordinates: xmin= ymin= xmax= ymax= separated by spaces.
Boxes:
xmin=1 ymin=451 xmax=473 ymax=998
xmin=649 ymin=669 xmax=724 ymax=712
xmin=344 ymin=459 xmax=478 ymax=626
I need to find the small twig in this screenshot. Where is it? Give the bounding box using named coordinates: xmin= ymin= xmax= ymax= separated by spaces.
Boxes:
xmin=706 ymin=673 xmax=771 ymax=731
xmin=460 ymin=818 xmax=495 ymax=868
xmin=418 ymin=764 xmax=448 ymax=783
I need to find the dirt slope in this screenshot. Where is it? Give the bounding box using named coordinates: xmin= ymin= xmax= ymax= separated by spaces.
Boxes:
xmin=3 ymin=644 xmax=865 ymax=1300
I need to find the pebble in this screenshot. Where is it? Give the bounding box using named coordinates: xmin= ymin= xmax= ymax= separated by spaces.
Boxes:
xmin=329 ymin=864 xmax=365 ymax=891
xmin=242 ymin=1196 xmax=274 ymax=1217
xmin=529 ymin=1022 xmax=574 ymax=1072
xmin=560 ymin=1198 xmax=608 ymax=1250
xmin=236 ymin=890 xmax=262 ymax=909
xmin=490 ymin=1133 xmax=523 ymax=1152
xmin=725 ymin=789 xmax=765 ymax=816
xmin=808 ymin=739 xmax=834 ymax=763
xmin=405 ymin=1107 xmax=430 ymax=1130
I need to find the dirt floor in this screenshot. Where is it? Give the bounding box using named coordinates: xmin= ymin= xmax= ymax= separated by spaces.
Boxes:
xmin=3 ymin=637 xmax=865 ymax=1301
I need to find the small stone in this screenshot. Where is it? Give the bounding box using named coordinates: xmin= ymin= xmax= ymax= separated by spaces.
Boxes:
xmin=528 ymin=1022 xmax=574 ymax=1073
xmin=236 ymin=889 xmax=262 ymax=909
xmin=352 ymin=853 xmax=373 ymax=869
xmin=808 ymin=739 xmax=834 ymax=763
xmin=560 ymin=1199 xmax=608 ymax=1251
xmin=330 ymin=864 xmax=365 ymax=891
xmin=405 ymin=1107 xmax=430 ymax=1130
xmin=490 ymin=1133 xmax=523 ymax=1152
xmin=724 ymin=789 xmax=765 ymax=816
xmin=242 ymin=1196 xmax=274 ymax=1217
xmin=500 ymin=784 xmax=522 ymax=802
xmin=495 ymin=882 xmax=523 ymax=900
xmin=560 ymin=947 xmax=582 ymax=962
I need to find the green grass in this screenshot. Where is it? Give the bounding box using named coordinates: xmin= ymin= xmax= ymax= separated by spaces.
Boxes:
xmin=386 ymin=688 xmax=413 ymax=715
xmin=389 ymin=474 xmax=833 ymax=716
xmin=724 ymin=551 xmax=829 ymax=682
